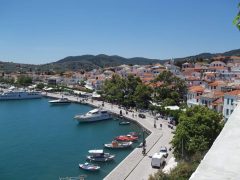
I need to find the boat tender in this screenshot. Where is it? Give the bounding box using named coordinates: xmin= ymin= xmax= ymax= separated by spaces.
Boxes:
xmin=86 ymin=149 xmax=115 ymax=162
xmin=104 ymin=141 xmax=133 ymax=149
xmin=74 ymin=108 xmax=111 ymax=122
xmin=79 ymin=162 xmax=100 ymax=171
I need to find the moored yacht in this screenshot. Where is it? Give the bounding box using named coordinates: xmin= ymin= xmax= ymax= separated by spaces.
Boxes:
xmin=74 ymin=108 xmax=111 ymax=122
xmin=48 ymin=97 xmax=71 ymax=104
xmin=0 ymin=89 xmax=42 ymax=100
xmin=86 ymin=149 xmax=115 ymax=162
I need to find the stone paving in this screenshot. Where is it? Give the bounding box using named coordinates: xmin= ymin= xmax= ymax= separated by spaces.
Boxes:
xmin=44 ymin=93 xmax=174 ymax=180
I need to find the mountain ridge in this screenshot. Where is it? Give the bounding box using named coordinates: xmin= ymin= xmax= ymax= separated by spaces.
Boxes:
xmin=0 ymin=49 xmax=240 ymax=73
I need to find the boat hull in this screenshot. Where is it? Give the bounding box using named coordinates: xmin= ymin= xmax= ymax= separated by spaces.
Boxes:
xmin=0 ymin=93 xmax=42 ymax=100
xmin=104 ymin=142 xmax=133 ymax=149
xmin=86 ymin=155 xmax=115 ymax=162
xmin=79 ymin=163 xmax=100 ymax=171
xmin=75 ymin=115 xmax=111 ymax=123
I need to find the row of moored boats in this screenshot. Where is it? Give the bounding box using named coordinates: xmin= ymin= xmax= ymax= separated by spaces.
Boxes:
xmin=79 ymin=132 xmax=140 ymax=171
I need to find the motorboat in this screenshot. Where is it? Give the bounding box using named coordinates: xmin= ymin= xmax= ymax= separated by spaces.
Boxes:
xmin=74 ymin=109 xmax=111 ymax=122
xmin=48 ymin=97 xmax=71 ymax=104
xmin=115 ymin=135 xmax=138 ymax=142
xmin=79 ymin=162 xmax=100 ymax=171
xmin=104 ymin=141 xmax=133 ymax=149
xmin=0 ymin=89 xmax=41 ymax=100
xmin=86 ymin=149 xmax=115 ymax=162
xmin=119 ymin=121 xmax=130 ymax=125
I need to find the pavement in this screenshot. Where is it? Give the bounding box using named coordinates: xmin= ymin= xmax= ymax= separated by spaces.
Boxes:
xmin=44 ymin=92 xmax=175 ymax=180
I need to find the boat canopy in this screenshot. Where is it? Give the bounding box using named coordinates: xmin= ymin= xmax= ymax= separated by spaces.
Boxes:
xmin=89 ymin=109 xmax=99 ymax=114
xmin=88 ymin=149 xmax=103 ymax=154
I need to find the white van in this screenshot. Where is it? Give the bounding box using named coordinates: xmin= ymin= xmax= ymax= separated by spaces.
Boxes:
xmin=151 ymin=153 xmax=165 ymax=168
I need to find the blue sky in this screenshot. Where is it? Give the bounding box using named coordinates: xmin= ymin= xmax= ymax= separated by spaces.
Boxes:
xmin=0 ymin=0 xmax=239 ymax=64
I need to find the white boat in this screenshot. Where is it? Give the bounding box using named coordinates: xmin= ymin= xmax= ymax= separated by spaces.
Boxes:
xmin=48 ymin=97 xmax=71 ymax=104
xmin=79 ymin=162 xmax=100 ymax=171
xmin=74 ymin=108 xmax=111 ymax=122
xmin=86 ymin=149 xmax=115 ymax=162
xmin=104 ymin=141 xmax=133 ymax=149
xmin=0 ymin=89 xmax=42 ymax=100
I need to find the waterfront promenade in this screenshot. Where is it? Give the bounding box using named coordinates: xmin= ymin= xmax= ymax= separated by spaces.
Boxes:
xmin=45 ymin=93 xmax=174 ymax=180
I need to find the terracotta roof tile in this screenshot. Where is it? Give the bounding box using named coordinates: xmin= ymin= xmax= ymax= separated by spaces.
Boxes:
xmin=208 ymin=81 xmax=226 ymax=87
xmin=189 ymin=86 xmax=205 ymax=93
xmin=225 ymin=90 xmax=240 ymax=96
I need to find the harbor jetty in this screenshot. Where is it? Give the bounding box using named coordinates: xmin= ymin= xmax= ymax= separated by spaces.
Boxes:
xmin=44 ymin=93 xmax=174 ymax=180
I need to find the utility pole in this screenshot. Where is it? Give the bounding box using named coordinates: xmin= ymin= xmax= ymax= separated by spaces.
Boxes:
xmin=142 ymin=129 xmax=146 ymax=155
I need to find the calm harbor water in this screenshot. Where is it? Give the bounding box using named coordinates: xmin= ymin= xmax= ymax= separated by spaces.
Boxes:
xmin=0 ymin=98 xmax=143 ymax=180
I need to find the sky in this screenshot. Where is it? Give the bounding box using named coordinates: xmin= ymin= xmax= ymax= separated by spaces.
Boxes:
xmin=0 ymin=0 xmax=239 ymax=64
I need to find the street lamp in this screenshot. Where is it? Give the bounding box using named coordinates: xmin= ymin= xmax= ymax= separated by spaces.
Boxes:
xmin=142 ymin=129 xmax=146 ymax=155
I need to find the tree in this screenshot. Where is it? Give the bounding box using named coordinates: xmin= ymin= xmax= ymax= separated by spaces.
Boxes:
xmin=153 ymin=71 xmax=187 ymax=105
xmin=149 ymin=160 xmax=200 ymax=180
xmin=233 ymin=3 xmax=240 ymax=30
xmin=134 ymin=84 xmax=152 ymax=109
xmin=36 ymin=83 xmax=45 ymax=90
xmin=171 ymin=106 xmax=223 ymax=159
xmin=17 ymin=75 xmax=32 ymax=86
xmin=102 ymin=74 xmax=146 ymax=108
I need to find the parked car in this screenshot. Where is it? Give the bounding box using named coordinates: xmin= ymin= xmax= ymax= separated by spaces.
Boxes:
xmin=159 ymin=146 xmax=168 ymax=158
xmin=151 ymin=153 xmax=165 ymax=168
xmin=138 ymin=114 xmax=146 ymax=118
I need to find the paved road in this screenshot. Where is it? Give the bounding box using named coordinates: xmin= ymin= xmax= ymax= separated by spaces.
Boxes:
xmin=44 ymin=93 xmax=175 ymax=180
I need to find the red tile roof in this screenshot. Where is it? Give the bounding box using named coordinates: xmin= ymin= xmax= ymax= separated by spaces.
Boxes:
xmin=189 ymin=86 xmax=205 ymax=93
xmin=225 ymin=90 xmax=240 ymax=96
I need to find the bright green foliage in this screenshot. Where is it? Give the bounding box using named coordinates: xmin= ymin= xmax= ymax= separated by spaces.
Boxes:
xmin=233 ymin=3 xmax=240 ymax=30
xmin=102 ymin=74 xmax=152 ymax=109
xmin=171 ymin=106 xmax=223 ymax=159
xmin=134 ymin=83 xmax=152 ymax=109
xmin=17 ymin=75 xmax=32 ymax=86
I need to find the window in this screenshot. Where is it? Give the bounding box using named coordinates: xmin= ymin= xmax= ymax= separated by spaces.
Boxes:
xmin=227 ymin=98 xmax=230 ymax=105
xmin=231 ymin=99 xmax=234 ymax=105
xmin=226 ymin=109 xmax=229 ymax=115
xmin=231 ymin=110 xmax=234 ymax=114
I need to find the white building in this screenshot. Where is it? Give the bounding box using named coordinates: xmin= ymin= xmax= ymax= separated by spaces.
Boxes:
xmin=187 ymin=86 xmax=205 ymax=107
xmin=223 ymin=90 xmax=240 ymax=121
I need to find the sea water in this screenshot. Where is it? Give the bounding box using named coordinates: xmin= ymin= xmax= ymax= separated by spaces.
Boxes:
xmin=0 ymin=98 xmax=143 ymax=180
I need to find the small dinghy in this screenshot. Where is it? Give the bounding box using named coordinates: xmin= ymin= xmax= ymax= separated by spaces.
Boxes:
xmin=79 ymin=162 xmax=100 ymax=171
xmin=104 ymin=141 xmax=133 ymax=149
xmin=119 ymin=121 xmax=130 ymax=125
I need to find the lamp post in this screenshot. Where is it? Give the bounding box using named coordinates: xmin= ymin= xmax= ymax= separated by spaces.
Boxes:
xmin=142 ymin=129 xmax=146 ymax=155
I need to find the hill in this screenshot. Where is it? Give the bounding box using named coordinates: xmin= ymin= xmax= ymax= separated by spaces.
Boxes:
xmin=0 ymin=49 xmax=240 ymax=73
xmin=39 ymin=54 xmax=161 ymax=72
xmin=164 ymin=49 xmax=240 ymax=63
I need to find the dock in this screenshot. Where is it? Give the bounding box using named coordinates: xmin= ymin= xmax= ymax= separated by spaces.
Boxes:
xmin=45 ymin=93 xmax=174 ymax=180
